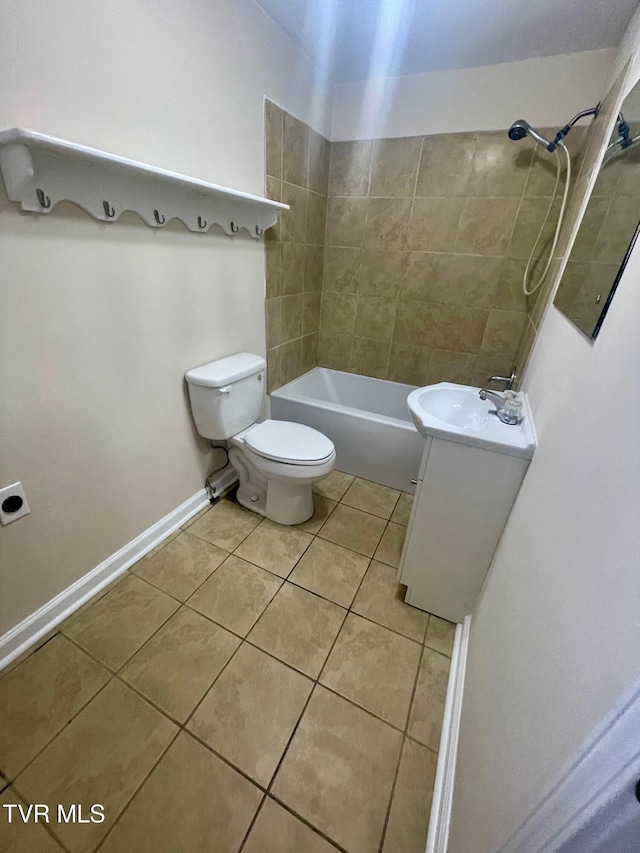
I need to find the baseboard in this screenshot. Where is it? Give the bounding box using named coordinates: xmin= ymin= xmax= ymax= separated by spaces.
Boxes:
xmin=0 ymin=488 xmax=209 ymax=673
xmin=425 ymin=613 xmax=472 ymax=853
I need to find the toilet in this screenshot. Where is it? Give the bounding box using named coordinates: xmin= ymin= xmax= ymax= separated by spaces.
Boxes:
xmin=185 ymin=353 xmax=335 ymax=525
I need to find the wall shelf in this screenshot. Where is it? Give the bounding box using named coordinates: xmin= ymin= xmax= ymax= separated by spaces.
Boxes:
xmin=0 ymin=128 xmax=287 ymax=238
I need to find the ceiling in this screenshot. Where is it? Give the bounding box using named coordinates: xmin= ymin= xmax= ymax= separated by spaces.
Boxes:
xmin=255 ymin=0 xmax=638 ymax=84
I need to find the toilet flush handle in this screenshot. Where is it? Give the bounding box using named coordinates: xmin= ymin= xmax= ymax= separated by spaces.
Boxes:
xmin=218 ymin=385 xmax=232 ymax=395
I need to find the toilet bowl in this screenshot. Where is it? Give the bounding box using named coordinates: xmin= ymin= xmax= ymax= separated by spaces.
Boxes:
xmin=185 ymin=353 xmax=335 ymax=525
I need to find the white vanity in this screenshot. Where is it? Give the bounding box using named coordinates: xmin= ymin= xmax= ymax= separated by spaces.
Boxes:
xmin=399 ymin=383 xmax=536 ymax=623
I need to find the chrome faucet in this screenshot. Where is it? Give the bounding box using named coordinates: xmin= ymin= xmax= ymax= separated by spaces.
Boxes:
xmin=488 ymin=366 xmax=517 ymax=391
xmin=479 ymin=388 xmax=521 ymax=425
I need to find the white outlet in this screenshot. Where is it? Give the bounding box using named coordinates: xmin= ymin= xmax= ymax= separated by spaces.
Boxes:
xmin=0 ymin=482 xmax=31 ymax=526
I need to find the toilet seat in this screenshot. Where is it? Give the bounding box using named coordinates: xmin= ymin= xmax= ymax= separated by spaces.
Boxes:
xmin=243 ymin=420 xmax=334 ymax=466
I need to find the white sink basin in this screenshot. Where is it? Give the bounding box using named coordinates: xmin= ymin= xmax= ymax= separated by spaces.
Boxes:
xmin=407 ymin=382 xmax=536 ymax=459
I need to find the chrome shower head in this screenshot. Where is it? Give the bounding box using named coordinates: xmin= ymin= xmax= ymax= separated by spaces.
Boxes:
xmin=508 ymin=119 xmax=554 ymax=150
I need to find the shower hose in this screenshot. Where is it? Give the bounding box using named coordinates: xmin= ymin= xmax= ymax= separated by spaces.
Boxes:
xmin=522 ymin=141 xmax=571 ymax=296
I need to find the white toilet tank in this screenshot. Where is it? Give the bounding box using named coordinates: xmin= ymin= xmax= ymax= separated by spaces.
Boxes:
xmin=185 ymin=353 xmax=266 ymax=440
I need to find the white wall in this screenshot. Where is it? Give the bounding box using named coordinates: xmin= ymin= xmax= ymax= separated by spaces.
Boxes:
xmin=447 ymin=9 xmax=640 ymax=851
xmin=331 ymin=48 xmax=615 ymax=140
xmin=0 ymin=0 xmax=331 ymax=637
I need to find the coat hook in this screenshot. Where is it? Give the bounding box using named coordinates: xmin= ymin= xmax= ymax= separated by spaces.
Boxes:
xmin=230 ymin=221 xmax=239 ymax=233
xmin=198 ymin=216 xmax=207 ymax=229
xmin=154 ymin=209 xmax=165 ymax=225
xmin=103 ymin=200 xmax=115 ymax=218
xmin=255 ymin=225 xmax=264 ymax=236
xmin=36 ymin=188 xmax=51 ymax=209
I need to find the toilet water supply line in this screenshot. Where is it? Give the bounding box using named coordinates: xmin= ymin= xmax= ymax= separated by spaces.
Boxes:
xmin=522 ymin=141 xmax=572 ymax=297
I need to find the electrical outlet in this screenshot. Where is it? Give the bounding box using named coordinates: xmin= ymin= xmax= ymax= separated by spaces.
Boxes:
xmin=0 ymin=482 xmax=31 ymax=526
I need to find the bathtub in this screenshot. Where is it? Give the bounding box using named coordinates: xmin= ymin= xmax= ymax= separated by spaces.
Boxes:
xmin=270 ymin=368 xmax=424 ymax=493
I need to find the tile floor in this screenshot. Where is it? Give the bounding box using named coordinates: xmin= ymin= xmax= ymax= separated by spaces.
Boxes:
xmin=0 ymin=471 xmax=455 ymax=853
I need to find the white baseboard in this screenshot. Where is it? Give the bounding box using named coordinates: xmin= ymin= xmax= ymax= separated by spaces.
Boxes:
xmin=0 ymin=489 xmax=209 ymax=673
xmin=426 ymin=613 xmax=472 ymax=853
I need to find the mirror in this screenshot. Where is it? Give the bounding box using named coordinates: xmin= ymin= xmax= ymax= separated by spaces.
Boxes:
xmin=555 ymin=79 xmax=640 ymax=338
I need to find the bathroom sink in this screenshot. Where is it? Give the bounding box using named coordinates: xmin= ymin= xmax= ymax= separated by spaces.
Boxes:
xmin=407 ymin=382 xmax=536 ymax=459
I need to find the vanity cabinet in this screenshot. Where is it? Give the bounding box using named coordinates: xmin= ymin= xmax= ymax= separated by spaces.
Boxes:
xmin=399 ymin=435 xmax=530 ymax=623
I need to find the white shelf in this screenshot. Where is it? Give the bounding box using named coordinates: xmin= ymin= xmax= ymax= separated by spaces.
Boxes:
xmin=0 ymin=128 xmax=288 ymax=238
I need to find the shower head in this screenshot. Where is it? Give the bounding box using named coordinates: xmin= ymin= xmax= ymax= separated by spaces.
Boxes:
xmin=508 ymin=119 xmax=554 ymax=150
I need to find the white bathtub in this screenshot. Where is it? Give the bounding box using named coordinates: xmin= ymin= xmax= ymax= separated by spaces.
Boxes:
xmin=270 ymin=367 xmax=424 ymax=493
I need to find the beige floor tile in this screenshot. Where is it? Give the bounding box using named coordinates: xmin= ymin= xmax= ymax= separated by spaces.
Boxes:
xmin=187 ymin=498 xmax=261 ymax=551
xmin=144 ymin=529 xmax=181 ymax=558
xmin=244 ymin=797 xmax=340 ymax=853
xmin=408 ymin=648 xmax=451 ymax=750
xmin=373 ymin=521 xmax=407 ymax=568
xmin=341 ymin=478 xmax=401 ymax=519
xmin=288 ymin=538 xmax=370 ymax=608
xmin=234 ymin=519 xmax=313 ymax=578
xmin=120 ymin=607 xmax=240 ymax=722
xmin=0 ymin=787 xmax=64 ymax=851
xmin=248 ymin=583 xmax=346 ymax=677
xmin=312 ymin=469 xmax=354 ymax=501
xmin=382 ymin=739 xmax=437 ymax=853
xmin=320 ymin=613 xmax=421 ymax=728
xmin=14 ymin=679 xmax=177 ymax=853
xmin=390 ymin=491 xmax=414 ymax=525
xmin=272 ymin=685 xmax=402 ymax=853
xmin=188 ymin=644 xmax=312 ymax=787
xmin=0 ymin=635 xmax=110 ymax=780
xmin=99 ymin=732 xmax=261 ymax=853
xmin=425 ymin=614 xmax=456 ymax=657
xmin=134 ymin=531 xmax=227 ymax=601
xmin=352 ymin=561 xmax=428 ymax=642
xmin=318 ymin=504 xmax=386 ymax=557
xmin=295 ymin=494 xmax=337 ymax=534
xmin=63 ymin=575 xmax=179 ymax=671
xmin=187 ymin=555 xmax=282 ymax=637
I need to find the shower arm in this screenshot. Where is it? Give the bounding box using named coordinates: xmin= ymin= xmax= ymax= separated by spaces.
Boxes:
xmin=546 ymin=104 xmax=600 ymax=152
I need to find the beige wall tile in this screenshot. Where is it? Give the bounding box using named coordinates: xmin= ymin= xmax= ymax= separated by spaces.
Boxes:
xmin=267 ymin=346 xmax=281 ymax=394
xmin=416 ymin=132 xmax=476 ymax=196
xmin=306 ymin=191 xmax=328 ymax=246
xmin=280 ymin=182 xmax=308 ymax=243
xmin=301 ymin=332 xmax=319 ymax=373
xmin=317 ymin=332 xmax=352 ymax=371
xmin=308 ymin=128 xmax=331 ymax=195
xmin=400 ymin=252 xmax=448 ymax=303
xmin=265 ymin=99 xmax=283 ymax=180
xmin=281 ymin=242 xmax=306 ymax=295
xmin=357 ymin=248 xmax=405 ymax=297
xmin=321 ymin=292 xmax=358 ymax=335
xmin=407 ymin=197 xmax=463 ymax=252
xmin=369 ymin=137 xmax=423 ymax=198
xmin=363 ymin=198 xmax=412 ymax=249
xmin=303 ymin=291 xmax=321 ymax=334
xmin=325 ymin=197 xmax=367 ymax=247
xmin=280 ymin=338 xmax=302 ymax=384
xmin=456 ymin=197 xmax=520 ymax=255
xmin=513 ymin=317 xmax=537 ymax=374
xmin=434 ymin=305 xmax=489 ymax=353
xmin=265 ymin=241 xmax=281 ymax=299
xmin=329 ymin=140 xmax=372 ymax=196
xmin=266 ymin=297 xmax=281 ymax=349
xmin=480 ymin=308 xmax=527 ymax=358
xmin=467 ymin=131 xmax=533 ymax=196
xmin=394 ymin=300 xmax=441 ymax=345
xmin=443 ymin=255 xmax=501 ymax=308
xmin=304 ymin=245 xmax=325 ymax=292
xmin=387 ymin=342 xmax=432 ymax=385
xmin=351 ymin=337 xmax=391 ymax=379
xmin=495 ymin=259 xmax=527 ymax=311
xmin=324 ymin=246 xmax=361 ymax=293
xmin=354 ymin=296 xmax=397 ymax=340
xmin=282 ymin=113 xmax=309 ymax=188
xmin=265 ymin=176 xmax=281 ymax=242
xmin=507 ymin=196 xmax=560 ymax=259
xmin=427 ymin=349 xmax=477 ymax=385
xmin=281 ymin=294 xmax=303 ymax=343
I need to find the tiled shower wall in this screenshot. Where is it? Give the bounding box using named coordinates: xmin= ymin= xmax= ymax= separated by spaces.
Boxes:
xmin=264 ymin=100 xmax=329 ymax=393
xmin=318 ymin=130 xmax=585 ymax=387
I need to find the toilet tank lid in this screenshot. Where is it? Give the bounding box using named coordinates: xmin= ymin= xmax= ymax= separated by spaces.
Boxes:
xmin=185 ymin=353 xmax=266 ymax=388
